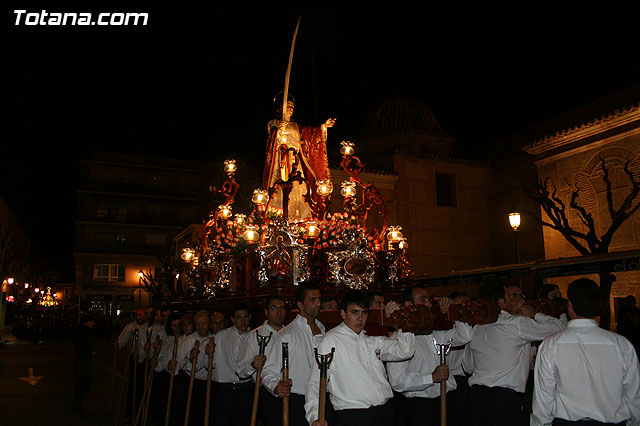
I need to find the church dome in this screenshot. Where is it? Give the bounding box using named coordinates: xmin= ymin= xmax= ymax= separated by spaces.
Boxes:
xmin=358 ymin=97 xmax=453 ymax=141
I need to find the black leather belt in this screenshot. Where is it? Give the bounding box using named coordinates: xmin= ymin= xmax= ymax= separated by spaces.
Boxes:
xmin=217 ymin=381 xmax=253 ymax=390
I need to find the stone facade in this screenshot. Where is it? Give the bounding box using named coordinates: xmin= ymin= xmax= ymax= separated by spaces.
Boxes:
xmin=524 ymin=104 xmax=640 ymax=327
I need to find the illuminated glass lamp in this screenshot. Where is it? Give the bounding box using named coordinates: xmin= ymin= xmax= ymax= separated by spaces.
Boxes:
xmin=340 ymin=141 xmax=355 ymax=156
xmin=509 ymin=211 xmax=521 ymax=231
xmin=251 ymin=189 xmax=269 ymax=206
xmin=234 ymin=214 xmax=246 ymax=226
xmin=217 ymin=204 xmax=233 ymax=219
xmin=223 ymin=159 xmax=237 ymax=174
xmin=316 ymin=180 xmax=333 ymax=197
xmin=305 ymin=220 xmax=319 ymax=238
xmin=241 ymin=224 xmax=260 ymax=243
xmin=181 ymin=246 xmax=195 ymax=262
xmin=341 ymin=180 xmax=357 ymax=198
xmin=386 ymin=226 xmax=404 ymax=250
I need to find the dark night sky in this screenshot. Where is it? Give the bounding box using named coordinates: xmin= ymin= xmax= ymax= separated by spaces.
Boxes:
xmin=3 ymin=3 xmax=639 ymax=282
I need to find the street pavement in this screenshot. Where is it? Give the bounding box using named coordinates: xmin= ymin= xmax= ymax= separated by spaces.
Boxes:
xmin=0 ymin=326 xmax=124 ymax=426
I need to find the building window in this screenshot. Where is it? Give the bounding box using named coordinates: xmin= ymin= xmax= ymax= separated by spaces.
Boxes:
xmin=435 ymin=172 xmax=457 ymax=207
xmin=93 ymin=264 xmax=125 ymax=282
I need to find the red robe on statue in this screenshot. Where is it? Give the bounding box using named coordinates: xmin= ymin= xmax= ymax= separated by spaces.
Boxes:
xmin=262 ymin=120 xmax=331 ymax=219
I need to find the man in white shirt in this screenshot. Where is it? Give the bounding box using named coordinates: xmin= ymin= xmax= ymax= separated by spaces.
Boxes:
xmin=169 ymin=309 xmax=212 ymax=426
xmin=150 ymin=311 xmax=183 ymax=426
xmin=210 ymin=302 xmax=252 ymax=426
xmin=387 ymin=286 xmax=472 ymax=426
xmin=463 ymin=281 xmax=565 ymax=426
xmin=116 ymin=306 xmax=146 ymax=421
xmin=237 ymin=295 xmax=286 ymax=426
xmin=209 ymin=311 xmax=226 ymax=335
xmin=262 ymin=282 xmax=325 ymax=426
xmin=306 ymin=289 xmax=416 ymax=426
xmin=146 ymin=305 xmax=171 ymax=426
xmin=531 ymin=278 xmax=640 ymax=426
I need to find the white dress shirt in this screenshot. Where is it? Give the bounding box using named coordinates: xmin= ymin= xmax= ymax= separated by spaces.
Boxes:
xmin=387 ymin=322 xmax=472 ymax=398
xmin=305 ymin=322 xmax=415 ymax=424
xmin=531 ymin=319 xmax=640 ymax=426
xmin=117 ymin=321 xmax=148 ymax=362
xmin=213 ymin=325 xmax=251 ymax=383
xmin=236 ymin=320 xmax=281 ymax=381
xmin=155 ymin=334 xmax=176 ymax=372
xmin=169 ymin=333 xmax=192 ymax=375
xmin=142 ymin=323 xmax=167 ymax=363
xmin=177 ymin=331 xmax=214 ymax=380
xmin=261 ymin=314 xmax=325 ymax=396
xmin=463 ymin=310 xmax=565 ymax=393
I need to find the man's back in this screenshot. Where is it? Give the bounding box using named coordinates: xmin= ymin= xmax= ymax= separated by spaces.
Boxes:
xmin=531 ymin=319 xmax=640 ymax=425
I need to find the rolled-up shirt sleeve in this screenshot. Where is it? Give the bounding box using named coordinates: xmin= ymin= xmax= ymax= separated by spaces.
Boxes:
xmin=377 ymin=329 xmax=415 ymax=362
xmin=261 ymin=333 xmax=284 ymax=396
xmin=387 ymin=357 xmax=434 ymax=393
xmin=236 ymin=333 xmax=257 ymax=380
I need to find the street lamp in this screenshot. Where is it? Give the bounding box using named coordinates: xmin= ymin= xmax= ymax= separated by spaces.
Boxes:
xmin=509 ymin=210 xmax=521 ymax=263
xmin=137 ymin=270 xmax=144 ymax=305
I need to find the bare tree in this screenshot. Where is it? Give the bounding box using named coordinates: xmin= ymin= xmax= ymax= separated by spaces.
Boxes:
xmin=529 ymin=157 xmax=639 ymax=329
xmin=139 ymin=250 xmax=185 ymax=299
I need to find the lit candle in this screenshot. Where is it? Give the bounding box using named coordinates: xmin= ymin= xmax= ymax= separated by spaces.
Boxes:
xmin=223 ymin=159 xmax=237 ymax=174
xmin=316 ymin=179 xmax=333 ymax=197
xmin=340 ymin=141 xmax=355 ymax=156
xmin=341 ymin=180 xmax=357 ymax=198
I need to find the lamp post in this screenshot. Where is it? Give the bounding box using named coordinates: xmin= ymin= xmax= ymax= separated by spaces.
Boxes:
xmin=137 ymin=270 xmax=144 ymax=305
xmin=508 ymin=211 xmax=521 ymax=263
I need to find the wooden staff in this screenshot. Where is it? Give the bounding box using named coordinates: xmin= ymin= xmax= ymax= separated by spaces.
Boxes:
xmin=144 ymin=328 xmax=152 ymax=385
xmin=433 ymin=338 xmax=452 ymax=426
xmin=183 ymin=340 xmax=200 ymax=426
xmin=314 ymin=347 xmax=335 ymax=425
xmin=115 ymin=330 xmax=135 ymax=426
xmin=250 ymin=332 xmax=273 ymax=426
xmin=281 ymin=342 xmax=289 ymax=426
xmin=141 ymin=335 xmax=162 ymax=426
xmin=133 ymin=358 xmax=155 ymax=426
xmin=164 ymin=336 xmax=180 ymax=426
xmin=132 ymin=329 xmax=140 ymax=422
xmin=203 ymin=336 xmax=215 ymax=426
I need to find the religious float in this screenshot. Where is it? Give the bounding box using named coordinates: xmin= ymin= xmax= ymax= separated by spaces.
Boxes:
xmin=169 ymin=21 xmax=414 ymax=328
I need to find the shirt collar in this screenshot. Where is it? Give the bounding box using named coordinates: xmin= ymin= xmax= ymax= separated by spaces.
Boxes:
xmin=567 ymin=318 xmax=598 ymax=328
xmin=338 ymin=321 xmax=366 ymax=337
xmin=294 ymin=313 xmax=320 ymax=329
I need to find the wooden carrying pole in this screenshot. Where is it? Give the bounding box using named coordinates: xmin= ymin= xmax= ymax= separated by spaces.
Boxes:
xmin=183 ymin=340 xmax=200 ymax=426
xmin=314 ymin=348 xmax=335 ymax=425
xmin=203 ymin=336 xmax=215 ymax=426
xmin=164 ymin=337 xmax=180 ymax=426
xmin=141 ymin=336 xmax=162 ymax=426
xmin=250 ymin=333 xmax=272 ymax=426
xmin=115 ymin=329 xmax=136 ymax=426
xmin=133 ymin=362 xmax=154 ymax=426
xmin=114 ymin=346 xmax=132 ymax=426
xmin=281 ymin=342 xmax=289 ymax=426
xmin=433 ymin=339 xmax=452 ymax=426
xmin=144 ymin=329 xmax=152 ymax=385
xmin=132 ymin=330 xmax=140 ymax=422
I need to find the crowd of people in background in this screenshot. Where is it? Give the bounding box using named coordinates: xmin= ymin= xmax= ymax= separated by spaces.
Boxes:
xmin=8 ymin=307 xmax=96 ymax=342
